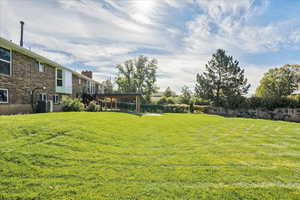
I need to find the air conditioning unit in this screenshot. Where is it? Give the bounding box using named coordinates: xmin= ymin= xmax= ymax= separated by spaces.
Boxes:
xmin=36 ymin=100 xmax=52 ymax=113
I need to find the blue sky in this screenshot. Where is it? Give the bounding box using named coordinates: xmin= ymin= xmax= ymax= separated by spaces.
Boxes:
xmin=1 ymin=0 xmax=300 ymax=94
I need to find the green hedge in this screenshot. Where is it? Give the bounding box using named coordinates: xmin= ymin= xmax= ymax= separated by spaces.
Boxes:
xmin=117 ymin=102 xmax=190 ymax=113
xmin=219 ymin=96 xmax=300 ymax=110
xmin=193 ymin=105 xmax=210 ymax=113
xmin=113 ymin=96 xmax=300 ymax=113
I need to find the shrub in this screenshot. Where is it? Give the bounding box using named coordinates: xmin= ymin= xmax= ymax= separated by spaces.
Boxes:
xmin=190 ymin=102 xmax=194 ymax=113
xmin=62 ymin=98 xmax=84 ymax=112
xmin=85 ymin=101 xmax=101 ymax=112
xmin=221 ymin=96 xmax=247 ymax=109
xmin=157 ymin=97 xmax=168 ymax=105
xmin=193 ymin=97 xmax=211 ymax=105
xmin=118 ymin=96 xmax=300 ymax=113
xmin=220 ymin=96 xmax=300 ymax=110
xmin=163 ymin=104 xmax=189 ymax=113
xmin=193 ymin=105 xmax=210 ymax=113
xmin=246 ymin=97 xmax=300 ymax=110
xmin=166 ymin=97 xmax=176 ymax=104
xmin=157 ymin=97 xmax=176 ymax=105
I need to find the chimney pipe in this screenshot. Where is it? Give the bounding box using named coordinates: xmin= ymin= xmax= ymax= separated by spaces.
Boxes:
xmin=20 ymin=21 xmax=24 ymax=47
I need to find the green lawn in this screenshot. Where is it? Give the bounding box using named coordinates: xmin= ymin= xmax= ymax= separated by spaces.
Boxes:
xmin=0 ymin=113 xmax=300 ymax=199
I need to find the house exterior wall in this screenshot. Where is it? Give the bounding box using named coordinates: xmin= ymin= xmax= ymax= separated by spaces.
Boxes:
xmin=56 ymin=68 xmax=73 ymax=94
xmin=0 ymin=51 xmax=56 ymax=114
xmin=72 ymin=74 xmax=86 ymax=98
xmin=0 ymin=40 xmax=102 ymax=115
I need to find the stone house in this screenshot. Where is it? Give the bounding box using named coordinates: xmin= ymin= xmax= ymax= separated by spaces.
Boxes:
xmin=0 ymin=37 xmax=103 ymax=115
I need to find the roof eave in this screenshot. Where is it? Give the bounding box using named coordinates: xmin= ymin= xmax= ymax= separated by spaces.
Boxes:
xmin=0 ymin=37 xmax=101 ymax=85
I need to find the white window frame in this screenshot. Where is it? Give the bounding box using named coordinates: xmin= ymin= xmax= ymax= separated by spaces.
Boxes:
xmin=41 ymin=93 xmax=47 ymax=101
xmin=38 ymin=62 xmax=44 ymax=72
xmin=0 ymin=88 xmax=9 ymax=104
xmin=53 ymin=95 xmax=60 ymax=104
xmin=91 ymin=82 xmax=95 ymax=94
xmin=0 ymin=47 xmax=12 ymax=76
xmin=56 ymin=68 xmax=63 ymax=87
xmin=86 ymin=81 xmax=91 ymax=94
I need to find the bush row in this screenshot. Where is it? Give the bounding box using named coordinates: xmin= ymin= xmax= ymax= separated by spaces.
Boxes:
xmin=62 ymin=98 xmax=101 ymax=112
xmin=117 ymin=102 xmax=192 ymax=113
xmin=219 ymin=96 xmax=300 ymax=110
xmin=61 ymin=96 xmax=300 ymax=113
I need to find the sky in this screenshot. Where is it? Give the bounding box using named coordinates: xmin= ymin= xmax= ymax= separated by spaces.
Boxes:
xmin=1 ymin=0 xmax=300 ymax=94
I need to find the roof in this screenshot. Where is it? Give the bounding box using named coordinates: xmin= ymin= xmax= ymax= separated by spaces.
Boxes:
xmin=0 ymin=37 xmax=101 ymax=85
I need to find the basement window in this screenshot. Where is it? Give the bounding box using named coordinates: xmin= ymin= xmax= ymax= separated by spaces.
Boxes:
xmin=56 ymin=69 xmax=63 ymax=87
xmin=0 ymin=89 xmax=8 ymax=103
xmin=0 ymin=47 xmax=11 ymax=76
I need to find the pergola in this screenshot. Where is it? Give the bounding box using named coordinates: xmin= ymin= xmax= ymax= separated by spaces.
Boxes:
xmin=96 ymin=93 xmax=142 ymax=113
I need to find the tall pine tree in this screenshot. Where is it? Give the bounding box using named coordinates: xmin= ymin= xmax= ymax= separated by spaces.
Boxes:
xmin=195 ymin=49 xmax=250 ymax=105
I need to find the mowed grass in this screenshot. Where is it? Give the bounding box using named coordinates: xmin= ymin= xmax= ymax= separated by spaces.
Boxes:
xmin=0 ymin=113 xmax=300 ymax=200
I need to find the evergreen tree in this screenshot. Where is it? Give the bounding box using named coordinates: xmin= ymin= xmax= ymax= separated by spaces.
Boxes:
xmin=163 ymin=86 xmax=175 ymax=97
xmin=195 ymin=49 xmax=250 ymax=105
xmin=179 ymin=85 xmax=192 ymax=104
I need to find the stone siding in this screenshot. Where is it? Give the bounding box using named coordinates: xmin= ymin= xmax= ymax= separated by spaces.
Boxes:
xmin=72 ymin=74 xmax=86 ymax=98
xmin=0 ymin=51 xmax=56 ymax=114
xmin=0 ymin=104 xmax=32 ymax=115
xmin=0 ymin=49 xmax=101 ymax=115
xmin=0 ymin=51 xmax=56 ymax=104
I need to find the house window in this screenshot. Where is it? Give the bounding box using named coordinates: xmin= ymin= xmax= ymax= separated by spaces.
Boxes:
xmin=38 ymin=62 xmax=44 ymax=72
xmin=53 ymin=95 xmax=60 ymax=104
xmin=0 ymin=47 xmax=11 ymax=76
xmin=79 ymin=79 xmax=81 ymax=85
xmin=86 ymin=81 xmax=91 ymax=94
xmin=35 ymin=61 xmax=44 ymax=72
xmin=56 ymin=69 xmax=63 ymax=87
xmin=91 ymin=82 xmax=95 ymax=94
xmin=0 ymin=89 xmax=8 ymax=103
xmin=40 ymin=93 xmax=47 ymax=101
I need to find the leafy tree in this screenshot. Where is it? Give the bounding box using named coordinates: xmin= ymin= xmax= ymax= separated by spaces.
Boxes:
xmin=195 ymin=49 xmax=250 ymax=105
xmin=179 ymin=85 xmax=192 ymax=104
xmin=255 ymin=64 xmax=300 ymax=98
xmin=163 ymin=86 xmax=176 ymax=97
xmin=115 ymin=55 xmax=158 ymax=103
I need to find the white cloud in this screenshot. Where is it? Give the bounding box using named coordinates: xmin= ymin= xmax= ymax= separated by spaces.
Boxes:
xmin=32 ymin=48 xmax=75 ymax=65
xmin=184 ymin=0 xmax=300 ymax=54
xmin=1 ymin=0 xmax=299 ymax=95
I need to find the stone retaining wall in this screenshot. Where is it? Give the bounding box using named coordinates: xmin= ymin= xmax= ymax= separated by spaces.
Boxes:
xmin=207 ymin=107 xmax=300 ymax=122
